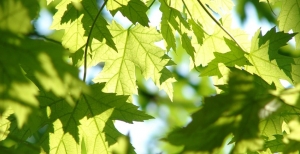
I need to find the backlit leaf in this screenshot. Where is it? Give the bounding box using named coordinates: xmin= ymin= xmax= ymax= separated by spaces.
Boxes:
xmin=91 ymin=22 xmax=176 ymax=100
xmin=245 ymin=27 xmax=296 ymax=89
xmin=38 ymin=83 xmax=152 ymax=154
xmin=278 ymin=0 xmax=300 ymax=49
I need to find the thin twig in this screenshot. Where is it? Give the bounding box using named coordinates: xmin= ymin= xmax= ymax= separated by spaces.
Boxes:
xmin=27 ymin=32 xmax=61 ymax=45
xmin=83 ymin=0 xmax=108 ymax=82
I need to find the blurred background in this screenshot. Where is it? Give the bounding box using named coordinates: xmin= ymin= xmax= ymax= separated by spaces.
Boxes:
xmin=33 ymin=0 xmax=296 ymax=153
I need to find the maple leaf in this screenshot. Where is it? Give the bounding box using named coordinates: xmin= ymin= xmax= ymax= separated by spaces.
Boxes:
xmin=245 ymin=27 xmax=296 ymax=89
xmin=192 ymin=14 xmax=250 ymax=67
xmin=107 ymin=0 xmax=150 ymax=27
xmin=166 ymin=68 xmax=274 ymax=153
xmin=0 ymin=31 xmax=83 ymax=127
xmin=91 ymin=21 xmax=176 ymax=100
xmin=35 ymin=83 xmax=152 ymax=154
xmin=259 ymin=102 xmax=300 ymax=153
xmin=189 ymin=19 xmax=205 ymax=45
xmin=181 ymin=0 xmax=233 ymax=34
xmin=278 ymin=0 xmax=300 ymax=49
xmin=158 ymin=0 xmax=198 ymax=61
xmin=200 ymin=38 xmax=250 ymax=77
xmin=52 ymin=0 xmax=116 ymax=52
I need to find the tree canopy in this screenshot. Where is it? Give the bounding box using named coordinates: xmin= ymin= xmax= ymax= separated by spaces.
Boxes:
xmin=1 ymin=0 xmax=300 ymax=153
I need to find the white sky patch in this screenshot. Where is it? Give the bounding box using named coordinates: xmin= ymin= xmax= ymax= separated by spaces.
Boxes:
xmin=148 ymin=2 xmax=162 ymax=28
xmin=231 ymin=3 xmax=274 ymax=38
xmin=144 ymin=79 xmax=159 ymax=94
xmin=182 ymin=85 xmax=196 ymax=99
xmin=114 ymin=118 xmax=167 ymax=154
xmin=79 ymin=65 xmax=102 ymax=82
xmin=113 ymin=11 xmax=133 ymax=28
xmin=35 ymin=9 xmax=53 ymax=35
xmin=280 ymin=79 xmax=293 ymax=88
xmin=288 ymin=29 xmax=296 ymax=47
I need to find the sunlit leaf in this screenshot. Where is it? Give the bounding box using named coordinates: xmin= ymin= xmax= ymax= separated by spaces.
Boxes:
xmin=53 ymin=0 xmax=116 ymax=52
xmin=37 ymin=83 xmax=152 ymax=153
xmin=91 ymin=22 xmax=176 ymax=100
xmin=111 ymin=0 xmax=150 ymax=27
xmin=201 ymin=38 xmax=250 ymax=77
xmin=192 ymin=15 xmax=250 ymax=67
xmin=245 ymin=27 xmax=296 ymax=89
xmin=278 ymin=0 xmax=300 ymax=49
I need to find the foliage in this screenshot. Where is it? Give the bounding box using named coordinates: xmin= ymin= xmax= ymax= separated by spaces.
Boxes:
xmin=1 ymin=0 xmax=300 ymax=153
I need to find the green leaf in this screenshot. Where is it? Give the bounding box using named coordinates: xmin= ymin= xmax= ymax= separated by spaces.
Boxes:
xmin=201 ymin=38 xmax=250 ymax=77
xmin=38 ymin=83 xmax=152 ymax=153
xmin=245 ymin=27 xmax=297 ymax=89
xmin=159 ymin=0 xmax=190 ymax=51
xmin=52 ymin=0 xmax=116 ymax=52
xmin=51 ymin=0 xmax=86 ymax=52
xmin=193 ymin=14 xmax=250 ymax=67
xmin=278 ymin=0 xmax=300 ymax=49
xmin=91 ymin=22 xmax=176 ymax=100
xmin=0 ymin=31 xmax=83 ymax=127
xmin=166 ymin=68 xmax=273 ymax=153
xmin=181 ymin=33 xmax=195 ymax=61
xmin=263 ymin=135 xmax=285 ymax=152
xmin=115 ymin=0 xmax=150 ymax=27
xmin=0 ymin=0 xmax=39 ymax=34
xmin=106 ymin=0 xmax=129 ymax=13
xmin=189 ymin=19 xmax=205 ymax=45
xmin=283 ymin=119 xmax=300 ymax=153
xmin=203 ymin=0 xmax=234 ymax=15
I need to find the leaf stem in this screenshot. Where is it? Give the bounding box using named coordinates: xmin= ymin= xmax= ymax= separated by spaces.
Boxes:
xmin=195 ymin=0 xmax=244 ymax=51
xmin=266 ymin=0 xmax=276 ymax=16
xmin=83 ymin=0 xmax=108 ymax=82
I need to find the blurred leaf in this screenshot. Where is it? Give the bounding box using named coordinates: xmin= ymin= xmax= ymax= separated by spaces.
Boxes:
xmin=283 ymin=119 xmax=300 ymax=153
xmin=166 ymin=68 xmax=274 ymax=153
xmin=235 ymin=0 xmax=276 ymax=23
xmin=0 ymin=31 xmax=83 ymax=127
xmin=0 ymin=0 xmax=39 ymax=33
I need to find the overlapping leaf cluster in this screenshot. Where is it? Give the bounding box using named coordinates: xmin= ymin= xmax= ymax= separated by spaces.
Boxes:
xmin=1 ymin=0 xmax=153 ymax=153
xmin=1 ymin=0 xmax=300 ymax=153
xmin=159 ymin=0 xmax=300 ymax=153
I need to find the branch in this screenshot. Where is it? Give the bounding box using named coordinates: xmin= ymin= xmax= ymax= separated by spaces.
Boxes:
xmin=83 ymin=0 xmax=108 ymax=82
